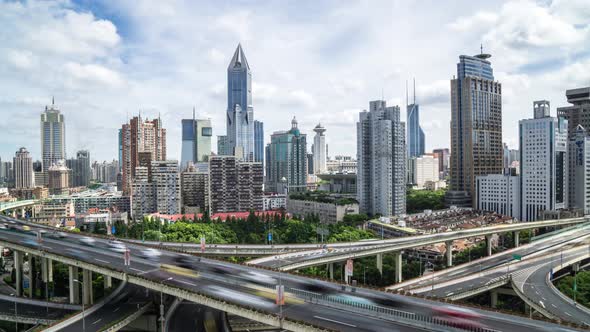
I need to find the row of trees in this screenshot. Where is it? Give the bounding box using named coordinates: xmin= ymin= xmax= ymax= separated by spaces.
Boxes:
xmin=112 ymin=212 xmax=374 ymax=245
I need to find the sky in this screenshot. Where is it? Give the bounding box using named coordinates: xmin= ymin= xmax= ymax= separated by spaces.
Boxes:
xmin=1 ymin=0 xmax=590 ymax=162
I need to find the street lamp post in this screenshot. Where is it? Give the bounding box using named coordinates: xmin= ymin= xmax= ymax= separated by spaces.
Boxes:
xmin=72 ymin=279 xmax=85 ymax=332
xmin=10 ymin=293 xmax=17 ymax=332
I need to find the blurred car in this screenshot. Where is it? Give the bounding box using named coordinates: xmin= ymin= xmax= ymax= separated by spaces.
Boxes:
xmin=239 ymin=271 xmax=277 ymax=286
xmin=108 ymin=240 xmax=127 ymax=253
xmin=0 ymin=224 xmax=7 ymax=230
xmin=79 ymin=237 xmax=96 ymax=246
xmin=21 ymin=239 xmax=40 ymax=247
xmin=432 ymin=306 xmax=485 ymax=330
xmin=139 ymin=248 xmax=161 ymax=260
xmin=173 ymin=254 xmax=200 ymax=269
xmin=22 ymin=225 xmax=31 ymax=232
xmin=49 ymin=231 xmax=68 ymax=239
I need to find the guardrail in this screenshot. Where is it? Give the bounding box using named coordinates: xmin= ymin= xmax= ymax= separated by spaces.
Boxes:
xmin=0 ymin=313 xmax=55 ymax=325
xmin=102 ymin=302 xmax=153 ymax=332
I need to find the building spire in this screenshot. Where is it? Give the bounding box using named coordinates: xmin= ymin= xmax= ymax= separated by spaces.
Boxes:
xmin=193 ymin=106 xmax=196 ymax=121
xmin=413 ymin=78 xmax=416 ymax=104
xmin=228 ymin=43 xmax=250 ymax=70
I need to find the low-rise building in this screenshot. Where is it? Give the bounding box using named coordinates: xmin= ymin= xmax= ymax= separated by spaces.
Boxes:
xmin=317 ymin=173 xmax=357 ymax=194
xmin=287 ymin=193 xmax=359 ymax=223
xmin=476 ymin=174 xmax=520 ymax=220
xmin=31 ymin=201 xmax=76 ymax=227
xmin=263 ymin=193 xmax=286 ymax=211
xmin=48 ymin=189 xmax=131 ymax=214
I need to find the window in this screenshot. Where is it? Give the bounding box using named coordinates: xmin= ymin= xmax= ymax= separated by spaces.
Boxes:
xmin=202 ymin=127 xmax=212 ymax=137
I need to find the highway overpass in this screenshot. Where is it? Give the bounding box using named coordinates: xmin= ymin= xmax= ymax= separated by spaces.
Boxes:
xmin=0 ymin=215 xmax=582 ymax=332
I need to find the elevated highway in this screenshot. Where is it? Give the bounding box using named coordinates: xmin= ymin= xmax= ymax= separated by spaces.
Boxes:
xmin=0 ymin=215 xmax=581 ymax=332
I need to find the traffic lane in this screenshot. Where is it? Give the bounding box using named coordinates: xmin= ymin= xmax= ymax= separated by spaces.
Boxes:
xmin=524 ymin=260 xmax=590 ymax=326
xmin=58 ymin=284 xmax=150 ymax=332
xmin=168 ymin=301 xmax=229 ymax=332
xmin=0 ymin=299 xmax=73 ymax=319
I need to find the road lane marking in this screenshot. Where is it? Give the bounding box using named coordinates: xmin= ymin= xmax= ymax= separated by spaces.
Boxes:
xmin=313 ymin=316 xmax=357 ymax=328
xmin=95 ymin=258 xmax=110 ymax=264
xmin=565 ymin=312 xmax=572 ymax=316
xmin=552 ymin=304 xmax=557 ymax=308
xmin=177 ymin=279 xmax=197 ymax=287
xmin=92 ymin=319 xmax=102 ymax=325
xmin=113 ymin=307 xmax=120 ymax=312
xmin=130 ymin=267 xmax=145 ymax=273
xmin=539 ymin=301 xmax=545 ymax=309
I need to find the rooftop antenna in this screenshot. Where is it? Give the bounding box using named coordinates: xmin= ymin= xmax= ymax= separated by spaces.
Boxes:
xmin=413 ymin=78 xmax=416 ymax=105
xmin=193 ymin=106 xmax=196 ymax=121
xmin=52 ymin=96 xmax=55 ymax=106
xmin=480 ymin=43 xmax=483 ymax=55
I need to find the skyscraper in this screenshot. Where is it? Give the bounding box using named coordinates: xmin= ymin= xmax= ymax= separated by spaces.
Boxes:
xmin=357 ymin=100 xmax=406 ymax=216
xmin=13 ymin=147 xmax=34 ymax=189
xmin=406 ymin=80 xmax=425 ymax=158
xmin=180 ymin=109 xmax=212 ymax=170
xmin=449 ymin=51 xmax=502 ymax=207
xmin=181 ymin=164 xmax=210 ymax=214
xmin=519 ymin=101 xmax=568 ymax=221
xmin=557 ymin=87 xmax=590 ymax=207
xmin=265 ymin=117 xmax=307 ymax=193
xmin=569 ymin=125 xmax=590 ymax=215
xmin=66 ymin=150 xmax=91 ymax=187
xmin=254 ymin=120 xmax=264 ymax=164
xmin=41 ymin=98 xmax=65 ymax=171
xmin=226 ymin=44 xmax=254 ymax=161
xmin=432 ymin=148 xmax=450 ymax=179
xmin=120 ymin=114 xmax=167 ymax=194
xmin=312 ymin=123 xmax=327 ymax=174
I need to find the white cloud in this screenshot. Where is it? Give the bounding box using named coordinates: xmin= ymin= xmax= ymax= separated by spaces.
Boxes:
xmin=63 ymin=62 xmax=125 ymax=88
xmin=5 ymin=49 xmax=38 ymax=70
xmin=448 ymin=12 xmax=497 ymax=32
xmin=214 ymin=10 xmax=252 ymax=41
xmin=283 ymin=90 xmax=317 ymax=109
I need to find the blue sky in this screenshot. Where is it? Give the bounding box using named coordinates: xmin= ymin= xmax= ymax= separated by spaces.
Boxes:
xmin=1 ymin=0 xmax=589 ymax=162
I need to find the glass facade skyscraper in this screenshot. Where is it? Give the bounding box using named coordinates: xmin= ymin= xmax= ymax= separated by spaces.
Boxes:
xmin=181 ymin=113 xmax=213 ymax=171
xmin=254 ymin=120 xmax=264 ymax=164
xmin=407 ymin=103 xmax=424 ymax=158
xmin=227 ymin=44 xmax=254 ymax=161
xmin=41 ymin=98 xmax=65 ymax=171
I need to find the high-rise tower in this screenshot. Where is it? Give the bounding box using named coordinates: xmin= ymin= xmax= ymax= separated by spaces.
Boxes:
xmin=181 ymin=108 xmax=212 ymax=170
xmin=449 ymin=50 xmax=502 ymax=207
xmin=41 ymin=98 xmax=65 ymax=171
xmin=312 ymin=123 xmax=327 ymax=174
xmin=226 ymin=44 xmax=254 ymax=161
xmin=407 ymin=80 xmax=425 ymax=158
xmin=13 ymin=147 xmax=34 ymax=189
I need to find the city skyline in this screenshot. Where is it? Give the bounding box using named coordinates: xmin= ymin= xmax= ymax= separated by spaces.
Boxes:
xmin=1 ymin=1 xmax=589 ymax=162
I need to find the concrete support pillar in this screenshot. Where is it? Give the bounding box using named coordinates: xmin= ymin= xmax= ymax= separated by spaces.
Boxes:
xmin=104 ymin=275 xmax=112 ymax=289
xmin=27 ymin=255 xmax=33 ymax=298
xmin=491 ymin=290 xmax=498 ymax=308
xmin=513 ymin=231 xmax=520 ymax=248
xmin=376 ymin=253 xmax=383 ymax=275
xmin=445 ymin=240 xmax=453 ymax=267
xmin=11 ymin=210 xmax=16 ymax=218
xmin=328 ymin=263 xmax=334 ymax=280
xmin=14 ymin=251 xmax=23 ymax=297
xmin=82 ymin=269 xmax=93 ymax=305
xmin=394 ymin=251 xmax=402 ymax=283
xmin=20 ymin=208 xmax=25 ymax=218
xmin=69 ymin=266 xmax=79 ymax=304
xmin=41 ymin=258 xmax=48 ymax=283
xmin=48 ymin=259 xmax=53 ymax=283
xmin=486 ymin=235 xmax=493 ymax=257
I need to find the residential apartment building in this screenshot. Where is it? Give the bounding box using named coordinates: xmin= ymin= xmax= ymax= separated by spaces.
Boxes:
xmin=181 ymin=164 xmax=210 ymax=214
xmin=66 ymin=150 xmax=91 ymax=187
xmin=357 ymin=100 xmax=406 ymax=216
xmin=152 ymin=160 xmax=180 ymax=215
xmin=210 ymin=156 xmax=263 ymax=213
xmin=13 ymin=147 xmax=34 ymax=189
xmin=265 ymin=117 xmax=307 ymax=193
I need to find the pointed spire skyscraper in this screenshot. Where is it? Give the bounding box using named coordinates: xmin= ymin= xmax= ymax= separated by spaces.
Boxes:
xmin=226 ymin=43 xmax=254 ymax=161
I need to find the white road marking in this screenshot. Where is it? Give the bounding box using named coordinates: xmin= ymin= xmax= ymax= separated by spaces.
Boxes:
xmin=539 ymin=301 xmax=545 ymax=309
xmin=95 ymin=258 xmax=110 ymax=264
xmin=552 ymin=304 xmax=557 ymax=308
xmin=313 ymin=316 xmax=357 ymax=328
xmin=44 ymin=246 xmax=53 ymax=250
xmin=565 ymin=312 xmax=572 ymax=317
xmin=92 ymin=318 xmax=102 ymax=325
xmin=446 ymin=292 xmax=454 ymax=296
xmin=130 ymin=267 xmax=145 ymax=273
xmin=177 ymin=279 xmax=197 ymax=287
xmin=113 ymin=307 xmax=120 ymax=313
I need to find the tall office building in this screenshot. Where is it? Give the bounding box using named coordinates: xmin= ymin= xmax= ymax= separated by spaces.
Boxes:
xmin=152 ymin=160 xmax=181 ymax=215
xmin=406 ymin=80 xmax=425 ymax=158
xmin=209 ymin=156 xmax=263 ymax=212
xmin=92 ymin=160 xmax=119 ymax=183
xmin=41 ymin=98 xmax=66 ymax=171
xmin=432 ymin=148 xmax=450 ymax=179
xmin=412 ymin=154 xmax=439 ymax=189
xmin=312 ymin=123 xmax=327 ymax=174
xmin=180 ymin=110 xmax=212 ymax=170
xmin=357 ymin=100 xmax=406 ymax=216
xmin=13 ymin=147 xmax=34 ymax=189
xmin=0 ymin=160 xmax=13 ymax=186
xmin=519 ymin=101 xmax=568 ymax=221
xmin=265 ymin=117 xmax=308 ymax=193
xmin=569 ymin=125 xmax=590 ymax=214
xmin=226 ymin=44 xmax=254 ymax=161
xmin=120 ymin=114 xmax=167 ymax=194
xmin=66 ymin=150 xmax=91 ymax=187
xmin=476 ymin=174 xmax=520 ymax=220
xmin=131 ymin=166 xmax=156 ymax=217
xmin=449 ymin=52 xmax=502 ymax=207
xmin=181 ymin=164 xmax=210 ymax=214
xmin=254 ymin=120 xmax=264 ymax=164
xmin=557 ymin=87 xmax=590 ymax=207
